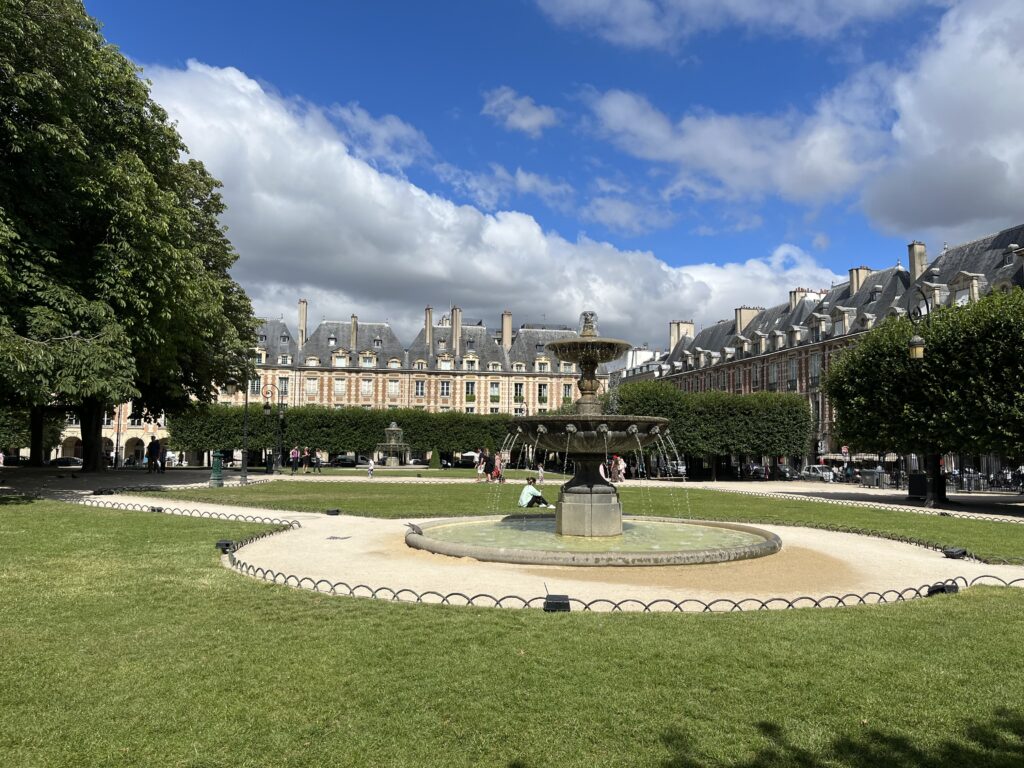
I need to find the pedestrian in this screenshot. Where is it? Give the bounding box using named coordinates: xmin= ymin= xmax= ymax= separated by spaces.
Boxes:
xmin=476 ymin=449 xmax=487 ymax=482
xmin=536 ymin=461 xmax=544 ymax=485
xmin=313 ymin=448 xmax=322 ymax=474
xmin=492 ymin=452 xmax=503 ymax=483
xmin=367 ymin=457 xmax=375 ymax=479
xmin=518 ymin=477 xmax=555 ymax=509
xmin=617 ymin=455 xmax=626 ymax=482
xmin=146 ymin=436 xmax=161 ymax=474
xmin=289 ymin=445 xmax=300 ymax=475
xmin=484 ymin=449 xmax=495 ymax=483
xmin=302 ymin=447 xmax=311 ymax=474
xmin=159 ymin=444 xmax=168 ymax=474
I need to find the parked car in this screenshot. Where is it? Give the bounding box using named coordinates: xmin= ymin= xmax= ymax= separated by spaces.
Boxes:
xmin=771 ymin=465 xmax=799 ymax=481
xmin=667 ymin=460 xmax=687 ymax=477
xmin=801 ymin=465 xmax=834 ymax=482
xmin=747 ymin=464 xmax=768 ymax=480
xmin=51 ymin=457 xmax=84 ymax=468
xmin=330 ymin=455 xmax=357 ymax=467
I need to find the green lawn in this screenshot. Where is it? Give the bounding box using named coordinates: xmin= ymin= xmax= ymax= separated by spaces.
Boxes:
xmin=261 ymin=467 xmax=568 ymax=481
xmin=140 ymin=482 xmax=1024 ymax=563
xmin=2 ymin=497 xmax=1024 ymax=767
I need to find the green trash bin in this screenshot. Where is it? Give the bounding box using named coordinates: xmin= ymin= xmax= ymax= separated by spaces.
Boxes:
xmin=908 ymin=473 xmax=928 ymax=499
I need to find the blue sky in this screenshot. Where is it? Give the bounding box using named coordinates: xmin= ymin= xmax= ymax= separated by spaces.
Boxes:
xmin=84 ymin=0 xmax=1024 ymax=346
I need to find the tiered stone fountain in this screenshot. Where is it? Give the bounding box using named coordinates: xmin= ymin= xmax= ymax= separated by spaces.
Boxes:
xmin=405 ymin=311 xmax=781 ymax=566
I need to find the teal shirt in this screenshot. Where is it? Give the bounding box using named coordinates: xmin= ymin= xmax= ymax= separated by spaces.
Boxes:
xmin=518 ymin=484 xmax=542 ymax=507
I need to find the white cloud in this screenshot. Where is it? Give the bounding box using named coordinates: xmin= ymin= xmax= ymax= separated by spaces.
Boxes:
xmin=481 ymin=85 xmax=560 ymax=138
xmin=536 ymin=0 xmax=933 ymax=49
xmin=436 ymin=162 xmax=574 ymax=212
xmin=582 ymin=196 xmax=676 ymax=235
xmin=330 ymin=102 xmax=433 ymax=172
xmin=812 ymin=232 xmax=830 ymax=250
xmin=586 ymin=67 xmax=890 ymax=205
xmin=148 ymin=60 xmax=841 ymax=346
xmin=862 ymin=0 xmax=1024 ymax=240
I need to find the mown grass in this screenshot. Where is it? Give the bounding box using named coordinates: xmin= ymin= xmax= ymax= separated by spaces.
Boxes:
xmin=263 ymin=467 xmax=567 ymax=481
xmin=141 ymin=481 xmax=1024 ymax=563
xmin=2 ymin=498 xmax=1024 ymax=767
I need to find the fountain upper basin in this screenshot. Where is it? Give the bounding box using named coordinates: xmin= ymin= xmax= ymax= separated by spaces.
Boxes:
xmin=514 ymin=414 xmax=670 ymax=455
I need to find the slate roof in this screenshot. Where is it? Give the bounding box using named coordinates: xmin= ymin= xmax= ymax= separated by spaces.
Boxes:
xmin=406 ymin=323 xmax=508 ymax=369
xmin=255 ymin=319 xmax=298 ymax=361
xmin=302 ymin=320 xmax=405 ymax=369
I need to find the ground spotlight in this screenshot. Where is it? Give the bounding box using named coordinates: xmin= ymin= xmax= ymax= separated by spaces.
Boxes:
xmin=215 ymin=539 xmax=234 ymax=554
xmin=543 ymin=594 xmax=571 ymax=612
xmin=942 ymin=547 xmax=967 ymax=559
xmin=926 ymin=582 xmax=959 ymax=597
xmin=325 ymin=508 xmax=340 ymax=516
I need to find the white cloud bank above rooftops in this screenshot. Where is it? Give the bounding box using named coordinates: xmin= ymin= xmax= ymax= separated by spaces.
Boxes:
xmin=148 ymin=61 xmax=841 ymax=347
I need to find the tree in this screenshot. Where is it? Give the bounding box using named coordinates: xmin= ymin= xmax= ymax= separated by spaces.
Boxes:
xmin=0 ymin=1 xmax=255 ymax=470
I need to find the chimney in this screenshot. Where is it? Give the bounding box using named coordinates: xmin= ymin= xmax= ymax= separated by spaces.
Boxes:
xmin=908 ymin=241 xmax=927 ymax=281
xmin=424 ymin=306 xmax=433 ymax=352
xmin=676 ymin=320 xmax=695 ymax=341
xmin=349 ymin=314 xmax=358 ymax=350
xmin=669 ymin=321 xmax=680 ymax=351
xmin=848 ymin=267 xmax=871 ymax=294
xmin=298 ymin=299 xmax=308 ymax=348
xmin=501 ymin=309 xmax=513 ymax=351
xmin=734 ymin=306 xmax=759 ymax=333
xmin=452 ymin=306 xmax=462 ymax=357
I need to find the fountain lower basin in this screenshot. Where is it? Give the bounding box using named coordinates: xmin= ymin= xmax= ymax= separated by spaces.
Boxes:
xmin=405 ymin=515 xmax=781 ymax=567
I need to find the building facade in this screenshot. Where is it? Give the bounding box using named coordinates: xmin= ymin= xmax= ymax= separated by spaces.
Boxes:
xmin=622 ymin=225 xmax=1024 ymax=463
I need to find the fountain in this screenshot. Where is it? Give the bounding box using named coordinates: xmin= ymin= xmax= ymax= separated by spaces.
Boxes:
xmin=375 ymin=422 xmax=410 ymax=468
xmin=406 ymin=311 xmax=781 ymax=566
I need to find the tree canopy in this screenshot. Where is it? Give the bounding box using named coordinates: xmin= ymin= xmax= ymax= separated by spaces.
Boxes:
xmin=0 ymin=0 xmax=255 ymax=468
xmin=823 ymin=289 xmax=1024 ymax=458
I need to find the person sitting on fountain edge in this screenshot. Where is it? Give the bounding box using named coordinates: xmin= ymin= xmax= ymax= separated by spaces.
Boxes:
xmin=518 ymin=477 xmax=555 ymax=509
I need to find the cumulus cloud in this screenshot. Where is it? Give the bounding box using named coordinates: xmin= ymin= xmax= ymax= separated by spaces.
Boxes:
xmin=436 ymin=162 xmax=574 ymax=212
xmin=812 ymin=232 xmax=830 ymax=250
xmin=536 ymin=0 xmax=931 ymax=49
xmin=147 ymin=60 xmax=841 ymax=346
xmin=481 ymin=85 xmax=560 ymax=138
xmin=585 ymin=67 xmax=890 ymax=205
xmin=330 ymin=102 xmax=433 ymax=172
xmin=862 ymin=0 xmax=1024 ymax=240
xmin=581 ymin=196 xmax=676 ymax=235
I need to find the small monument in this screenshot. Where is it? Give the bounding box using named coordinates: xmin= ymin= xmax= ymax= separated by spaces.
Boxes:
xmin=375 ymin=422 xmax=410 ymax=467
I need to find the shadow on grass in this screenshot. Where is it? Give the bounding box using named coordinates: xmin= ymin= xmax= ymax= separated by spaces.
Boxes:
xmin=659 ymin=708 xmax=1024 ymax=767
xmin=0 ymin=492 xmax=35 ymax=506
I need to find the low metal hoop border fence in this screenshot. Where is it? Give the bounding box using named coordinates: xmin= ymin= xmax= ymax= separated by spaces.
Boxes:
xmin=77 ymin=497 xmax=302 ymax=528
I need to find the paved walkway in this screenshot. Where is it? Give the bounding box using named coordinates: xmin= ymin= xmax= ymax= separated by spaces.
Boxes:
xmin=5 ymin=468 xmax=1024 ymax=610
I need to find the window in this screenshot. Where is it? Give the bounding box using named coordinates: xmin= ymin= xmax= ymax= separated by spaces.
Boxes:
xmin=249 ymin=377 xmax=261 ymax=395
xmin=809 ymin=354 xmax=821 ymax=388
xmin=387 ymin=380 xmax=400 ymax=397
xmin=954 ymin=288 xmax=970 ymax=307
xmin=489 ymin=362 xmax=502 ymax=371
xmin=280 ymin=334 xmax=289 ymax=342
xmin=440 ymin=381 xmax=451 ymax=398
xmin=437 ymin=338 xmax=447 ymax=352
xmin=537 ymin=383 xmax=548 ymax=403
xmin=834 ymin=317 xmax=846 ymax=335
xmin=128 ymin=415 xmax=143 ymax=427
xmin=489 ymin=407 xmax=499 ymax=414
xmin=560 ymin=362 xmax=573 ymax=373
xmin=305 ymin=378 xmax=318 ymax=395
xmin=415 ymin=380 xmax=425 ymax=397
xmin=278 ymin=354 xmax=291 ymax=365
xmin=66 ymin=413 xmax=80 ymax=426
xmin=489 ymin=381 xmax=500 ymax=403
xmin=333 ymin=378 xmax=346 ymax=396
xmin=536 ymin=361 xmax=549 ymax=372
xmin=438 ymin=358 xmax=453 ymax=371
xmin=102 ymin=411 xmax=114 ymax=427
xmin=563 ymin=383 xmax=572 ymax=400
xmin=465 ymin=406 xmax=475 ymax=413
xmin=513 ymin=382 xmax=524 ymax=402
xmin=373 ymin=337 xmax=382 ymax=349
xmin=514 ymin=407 xmax=525 ymax=416
xmin=388 ymin=359 xmax=401 ymax=369
xmin=465 ymin=381 xmax=476 ymax=400
xmin=305 ymin=357 xmax=319 ymax=366
xmin=513 ymin=363 xmax=525 ymax=372
xmin=278 ymin=376 xmax=290 ymax=396
xmin=333 ymin=355 xmax=348 ymax=367
xmin=360 ymin=355 xmax=375 ymax=368
xmin=258 ymin=334 xmax=267 ymax=342
xmin=415 ymin=360 xmax=427 ymax=370
xmin=360 ymin=379 xmax=373 ymax=396
xmin=327 ymin=335 xmax=337 ymax=346
xmin=463 ymin=358 xmax=477 ymax=370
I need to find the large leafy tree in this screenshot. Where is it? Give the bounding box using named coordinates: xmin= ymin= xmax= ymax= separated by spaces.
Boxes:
xmin=824 ymin=289 xmax=1024 ymax=460
xmin=0 ymin=0 xmax=255 ymax=470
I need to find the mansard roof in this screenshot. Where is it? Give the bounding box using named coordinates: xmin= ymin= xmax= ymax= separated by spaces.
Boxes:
xmin=303 ymin=320 xmax=405 ymax=368
xmin=406 ymin=323 xmax=509 ymax=369
xmin=256 ymin=319 xmax=298 ymax=359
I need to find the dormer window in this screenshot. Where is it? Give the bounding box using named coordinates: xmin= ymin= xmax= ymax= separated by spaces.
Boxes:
xmin=536 ymin=361 xmax=549 ymax=373
xmin=360 ymin=355 xmax=375 ymax=368
xmin=278 ymin=354 xmax=291 ymax=365
xmin=258 ymin=334 xmax=267 ymax=342
xmin=373 ymin=337 xmax=382 ymax=349
xmin=305 ymin=356 xmax=319 ymax=366
xmin=463 ymin=358 xmax=478 ymax=371
xmin=333 ymin=354 xmax=348 ymax=367
xmin=280 ymin=334 xmax=289 ymax=343
xmin=328 ymin=335 xmax=337 ymax=347
xmin=437 ymin=338 xmax=447 ymax=353
xmin=560 ymin=362 xmax=573 ymax=373
xmin=869 ymin=286 xmax=883 ymax=302
xmin=438 ymin=357 xmax=453 ymax=371
xmin=388 ymin=358 xmax=401 ymax=369
xmin=513 ymin=362 xmax=525 ymax=372
xmin=415 ymin=360 xmax=427 ymax=370
xmin=488 ymin=362 xmax=502 ymax=372
xmin=535 ymin=343 xmax=544 ymax=353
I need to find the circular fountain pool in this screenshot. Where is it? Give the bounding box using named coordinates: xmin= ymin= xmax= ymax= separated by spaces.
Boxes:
xmin=405 ymin=515 xmax=781 ymax=567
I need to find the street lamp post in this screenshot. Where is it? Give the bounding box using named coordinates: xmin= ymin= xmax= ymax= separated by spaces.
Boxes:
xmin=907 ymin=283 xmax=944 ymax=507
xmin=223 ymin=378 xmax=249 ymax=486
xmin=262 ymin=383 xmax=284 ymax=473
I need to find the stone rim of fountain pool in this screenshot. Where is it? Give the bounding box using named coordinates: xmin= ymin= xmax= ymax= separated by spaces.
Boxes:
xmin=405 ymin=514 xmax=782 ymax=566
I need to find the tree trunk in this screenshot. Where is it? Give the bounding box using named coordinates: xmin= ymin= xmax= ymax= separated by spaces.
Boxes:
xmin=79 ymin=398 xmax=106 ymax=473
xmin=29 ymin=406 xmax=46 ymax=466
